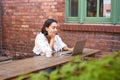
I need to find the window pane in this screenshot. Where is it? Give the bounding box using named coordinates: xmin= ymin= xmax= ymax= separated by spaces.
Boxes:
xmin=87 ymin=0 xmax=97 ymax=17
xmin=99 ymin=0 xmax=103 ymax=17
xmin=102 ymin=0 xmax=111 ymax=17
xmin=87 ymin=0 xmax=111 ymax=17
xmin=69 ymin=0 xmax=78 ymax=17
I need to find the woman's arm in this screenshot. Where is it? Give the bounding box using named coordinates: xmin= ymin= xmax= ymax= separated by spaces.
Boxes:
xmin=49 ymin=37 xmax=55 ymax=50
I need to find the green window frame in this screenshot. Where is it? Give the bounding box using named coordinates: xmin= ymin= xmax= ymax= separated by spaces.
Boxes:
xmin=65 ymin=0 xmax=120 ymax=24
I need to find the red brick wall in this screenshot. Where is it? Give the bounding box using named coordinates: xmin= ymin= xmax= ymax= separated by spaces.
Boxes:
xmin=1 ymin=0 xmax=120 ymax=58
xmin=60 ymin=24 xmax=120 ymax=52
xmin=1 ymin=0 xmax=65 ymax=58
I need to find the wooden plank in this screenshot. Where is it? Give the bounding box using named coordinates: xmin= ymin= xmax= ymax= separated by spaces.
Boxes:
xmin=82 ymin=48 xmax=101 ymax=57
xmin=0 ymin=56 xmax=12 ymax=62
xmin=0 ymin=56 xmax=73 ymax=80
xmin=0 ymin=48 xmax=100 ymax=80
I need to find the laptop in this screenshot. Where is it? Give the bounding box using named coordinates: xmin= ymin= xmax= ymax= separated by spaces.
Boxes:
xmin=54 ymin=40 xmax=86 ymax=56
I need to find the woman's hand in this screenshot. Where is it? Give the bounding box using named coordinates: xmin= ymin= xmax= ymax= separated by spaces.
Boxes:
xmin=63 ymin=47 xmax=74 ymax=51
xmin=68 ymin=47 xmax=74 ymax=51
xmin=48 ymin=30 xmax=56 ymax=50
xmin=48 ymin=29 xmax=56 ymax=39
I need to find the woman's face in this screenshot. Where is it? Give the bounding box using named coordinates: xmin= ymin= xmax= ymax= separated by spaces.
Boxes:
xmin=46 ymin=22 xmax=58 ymax=35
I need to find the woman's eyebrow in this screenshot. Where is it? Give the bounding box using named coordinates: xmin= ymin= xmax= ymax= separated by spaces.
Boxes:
xmin=52 ymin=26 xmax=58 ymax=27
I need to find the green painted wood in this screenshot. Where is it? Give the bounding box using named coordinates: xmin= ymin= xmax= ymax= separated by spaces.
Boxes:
xmin=79 ymin=0 xmax=85 ymax=23
xmin=111 ymin=0 xmax=117 ymax=24
xmin=65 ymin=0 xmax=69 ymax=22
xmin=110 ymin=0 xmax=120 ymax=24
xmin=116 ymin=0 xmax=120 ymax=23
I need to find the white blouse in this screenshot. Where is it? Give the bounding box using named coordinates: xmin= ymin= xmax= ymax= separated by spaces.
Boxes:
xmin=33 ymin=32 xmax=67 ymax=56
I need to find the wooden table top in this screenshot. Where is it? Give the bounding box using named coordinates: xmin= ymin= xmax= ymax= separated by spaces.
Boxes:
xmin=0 ymin=56 xmax=73 ymax=80
xmin=0 ymin=48 xmax=100 ymax=80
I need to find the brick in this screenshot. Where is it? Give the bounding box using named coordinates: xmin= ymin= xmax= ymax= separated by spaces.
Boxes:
xmin=29 ymin=0 xmax=38 ymax=2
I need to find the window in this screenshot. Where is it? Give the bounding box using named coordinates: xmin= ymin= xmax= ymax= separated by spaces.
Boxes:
xmin=66 ymin=0 xmax=120 ymax=24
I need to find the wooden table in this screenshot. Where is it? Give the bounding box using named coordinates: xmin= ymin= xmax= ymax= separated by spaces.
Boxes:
xmin=0 ymin=48 xmax=100 ymax=80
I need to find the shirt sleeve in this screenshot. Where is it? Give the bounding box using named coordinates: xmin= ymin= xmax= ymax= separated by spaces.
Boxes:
xmin=34 ymin=34 xmax=52 ymax=55
xmin=54 ymin=35 xmax=67 ymax=52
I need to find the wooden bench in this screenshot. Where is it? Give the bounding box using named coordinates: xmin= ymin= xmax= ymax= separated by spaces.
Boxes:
xmin=0 ymin=48 xmax=100 ymax=80
xmin=0 ymin=56 xmax=12 ymax=64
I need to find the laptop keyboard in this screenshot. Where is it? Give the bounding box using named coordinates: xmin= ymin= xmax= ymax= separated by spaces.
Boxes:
xmin=53 ymin=51 xmax=72 ymax=56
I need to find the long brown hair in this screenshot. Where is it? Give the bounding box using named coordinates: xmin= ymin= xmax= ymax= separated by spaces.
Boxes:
xmin=41 ymin=19 xmax=57 ymax=35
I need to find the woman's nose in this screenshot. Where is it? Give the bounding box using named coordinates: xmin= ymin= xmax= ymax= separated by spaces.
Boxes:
xmin=55 ymin=28 xmax=58 ymax=31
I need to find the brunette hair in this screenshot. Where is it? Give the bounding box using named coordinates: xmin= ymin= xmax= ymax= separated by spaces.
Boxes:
xmin=41 ymin=19 xmax=57 ymax=35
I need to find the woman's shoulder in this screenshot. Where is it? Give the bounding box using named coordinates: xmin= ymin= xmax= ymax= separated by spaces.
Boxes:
xmin=36 ymin=32 xmax=45 ymax=39
xmin=37 ymin=32 xmax=43 ymax=36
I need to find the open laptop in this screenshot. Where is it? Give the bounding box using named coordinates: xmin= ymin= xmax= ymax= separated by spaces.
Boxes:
xmin=54 ymin=39 xmax=86 ymax=56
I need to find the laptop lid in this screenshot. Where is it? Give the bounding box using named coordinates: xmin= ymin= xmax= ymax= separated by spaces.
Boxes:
xmin=54 ymin=40 xmax=86 ymax=56
xmin=72 ymin=40 xmax=86 ymax=56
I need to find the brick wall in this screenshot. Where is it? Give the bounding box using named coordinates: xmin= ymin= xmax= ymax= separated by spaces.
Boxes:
xmin=0 ymin=1 xmax=2 ymax=54
xmin=1 ymin=0 xmax=65 ymax=58
xmin=1 ymin=0 xmax=120 ymax=58
xmin=60 ymin=24 xmax=120 ymax=52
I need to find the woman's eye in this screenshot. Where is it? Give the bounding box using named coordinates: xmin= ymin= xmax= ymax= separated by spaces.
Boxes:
xmin=52 ymin=26 xmax=57 ymax=29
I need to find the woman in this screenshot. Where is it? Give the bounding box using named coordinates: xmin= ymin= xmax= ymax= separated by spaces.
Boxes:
xmin=33 ymin=19 xmax=72 ymax=57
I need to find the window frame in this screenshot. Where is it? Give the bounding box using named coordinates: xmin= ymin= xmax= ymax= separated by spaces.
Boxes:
xmin=65 ymin=0 xmax=120 ymax=24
